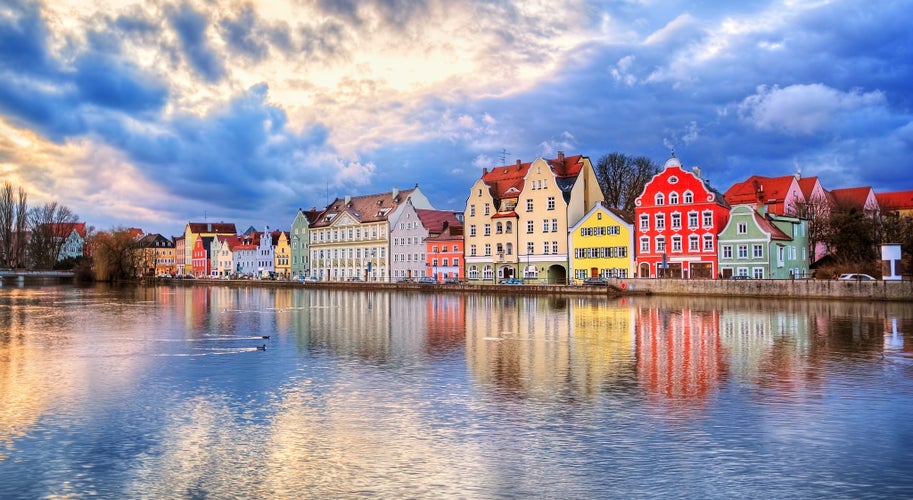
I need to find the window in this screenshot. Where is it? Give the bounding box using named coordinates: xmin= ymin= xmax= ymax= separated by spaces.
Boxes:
xmin=547 ymin=197 xmax=555 ymax=210
xmin=671 ymin=213 xmax=681 ymax=229
xmin=551 ymin=219 xmax=558 ymax=232
xmin=689 ymin=235 xmax=699 ymax=252
xmin=542 ymin=219 xmax=549 ymax=232
xmin=640 ymin=237 xmax=650 ymax=253
xmin=670 ymin=192 xmax=679 ymax=204
xmin=470 ymin=225 xmax=476 ymax=237
xmin=470 ymin=244 xmax=477 ymax=256
xmin=703 ymin=211 xmax=713 ymax=228
xmin=655 ymin=193 xmax=665 ymax=205
xmin=468 ymin=266 xmax=479 ymax=280
xmin=552 ymin=241 xmax=558 ymax=254
xmin=432 ymin=246 xmax=438 ymax=254
xmin=640 ymin=214 xmax=649 ymax=230
xmin=655 ymin=214 xmax=665 ymax=230
xmin=753 ymin=244 xmax=763 ymax=258
xmin=484 ymin=203 xmax=490 ymax=215
xmin=527 ymin=221 xmax=534 ymax=233
xmin=688 ymin=212 xmax=698 ymax=228
xmin=469 ymin=205 xmax=476 ymax=217
xmin=506 ymin=243 xmax=513 ymax=255
xmin=684 ymin=191 xmax=693 ymax=203
xmin=496 ymin=243 xmax=503 ymax=255
xmin=484 ymin=224 xmax=491 ymax=236
xmin=453 ymin=257 xmax=459 ymax=266
xmin=737 ymin=245 xmax=748 ymax=259
xmin=526 ymin=199 xmax=533 ymax=212
xmin=656 ymin=237 xmax=666 ymax=252
xmin=527 ymin=242 xmax=534 ymax=254
xmin=753 ymin=268 xmax=764 ymax=279
xmin=453 ymin=245 xmax=459 ymax=252
xmin=496 ymin=222 xmax=503 ymax=234
xmin=672 ymin=236 xmax=682 ymax=252
xmin=723 ymin=245 xmax=733 ymax=258
xmin=505 ymin=221 xmax=512 ymax=234
xmin=543 ymin=242 xmax=550 ymax=254
xmin=703 ymin=235 xmax=714 ymax=251
xmin=484 ymin=244 xmax=491 ymax=256
xmin=737 ymin=222 xmax=748 ymax=234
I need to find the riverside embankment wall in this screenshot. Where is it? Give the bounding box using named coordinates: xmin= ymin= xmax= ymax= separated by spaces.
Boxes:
xmin=152 ymin=276 xmax=913 ymax=302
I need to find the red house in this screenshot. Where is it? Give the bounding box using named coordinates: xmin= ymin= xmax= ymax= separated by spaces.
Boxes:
xmin=634 ymin=154 xmax=730 ymax=279
xmin=191 ymin=236 xmax=214 ymax=277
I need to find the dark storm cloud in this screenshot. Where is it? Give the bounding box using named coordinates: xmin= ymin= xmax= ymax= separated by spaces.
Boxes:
xmin=219 ymin=3 xmax=270 ymax=61
xmin=168 ymin=2 xmax=226 ymax=82
xmin=0 ymin=0 xmax=54 ymax=76
xmin=73 ymin=55 xmax=169 ymax=113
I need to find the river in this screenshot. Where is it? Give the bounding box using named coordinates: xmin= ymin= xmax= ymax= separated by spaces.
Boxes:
xmin=1 ymin=284 xmax=912 ymax=498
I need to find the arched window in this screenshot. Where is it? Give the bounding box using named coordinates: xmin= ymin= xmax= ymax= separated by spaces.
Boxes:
xmin=684 ymin=191 xmax=694 ymax=204
xmin=670 ymin=192 xmax=679 ymax=204
xmin=505 ymin=221 xmax=512 ymax=233
xmin=655 ymin=193 xmax=665 ymax=205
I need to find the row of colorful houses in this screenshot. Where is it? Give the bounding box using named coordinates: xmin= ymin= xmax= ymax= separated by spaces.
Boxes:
xmin=91 ymin=152 xmax=913 ymax=282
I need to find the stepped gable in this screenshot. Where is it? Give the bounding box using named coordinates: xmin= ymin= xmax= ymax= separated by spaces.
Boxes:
xmin=312 ymin=188 xmax=416 ymax=227
xmin=876 ymin=190 xmax=913 ymax=211
xmin=415 ymin=209 xmax=462 ymax=233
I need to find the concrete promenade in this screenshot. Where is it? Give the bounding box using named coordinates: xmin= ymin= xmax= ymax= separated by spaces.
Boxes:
xmin=150 ymin=276 xmax=913 ymax=302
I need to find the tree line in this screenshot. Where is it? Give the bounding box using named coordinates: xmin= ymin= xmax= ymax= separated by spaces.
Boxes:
xmin=0 ymin=181 xmax=81 ymax=270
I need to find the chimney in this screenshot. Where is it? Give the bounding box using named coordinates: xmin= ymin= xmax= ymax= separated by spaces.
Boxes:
xmin=482 ymin=167 xmax=488 ymax=175
xmin=207 ymin=223 xmax=212 ymax=232
xmin=692 ymin=166 xmax=701 ymax=179
xmin=392 ymin=187 xmax=399 ymax=200
xmin=516 ymin=159 xmax=521 ymax=168
xmin=557 ymin=151 xmax=565 ymax=164
xmin=345 ymin=195 xmax=351 ymax=206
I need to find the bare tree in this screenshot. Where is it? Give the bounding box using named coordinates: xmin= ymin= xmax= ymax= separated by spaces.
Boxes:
xmin=594 ymin=153 xmax=660 ymax=212
xmin=90 ymin=228 xmax=141 ymax=281
xmin=27 ymin=202 xmax=79 ymax=269
xmin=0 ymin=182 xmax=28 ymax=268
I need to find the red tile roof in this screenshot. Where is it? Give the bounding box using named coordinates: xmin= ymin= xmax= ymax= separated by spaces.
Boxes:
xmin=875 ymin=190 xmax=913 ymax=211
xmin=830 ymin=187 xmax=874 ymax=209
xmin=482 ymin=161 xmax=531 ymax=200
xmin=797 ymin=177 xmax=822 ymax=199
xmin=46 ymin=222 xmax=87 ymax=238
xmin=724 ymin=175 xmax=798 ymax=206
xmin=311 ymin=188 xmax=417 ymax=227
xmin=415 ymin=209 xmax=462 ymax=234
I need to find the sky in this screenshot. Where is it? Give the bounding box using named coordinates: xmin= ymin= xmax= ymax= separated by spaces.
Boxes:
xmin=2 ymin=0 xmax=912 ymax=236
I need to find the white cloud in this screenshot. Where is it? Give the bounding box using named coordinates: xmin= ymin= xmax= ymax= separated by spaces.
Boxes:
xmin=739 ymin=84 xmax=886 ymax=134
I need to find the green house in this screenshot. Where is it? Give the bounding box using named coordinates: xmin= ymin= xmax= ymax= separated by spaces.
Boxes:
xmin=718 ymin=204 xmax=810 ymax=279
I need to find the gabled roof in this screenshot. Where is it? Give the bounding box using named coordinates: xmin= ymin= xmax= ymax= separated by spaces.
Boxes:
xmin=415 ymin=209 xmax=462 ymax=234
xmin=797 ymin=176 xmax=824 ymax=200
xmin=270 ymin=230 xmax=288 ymax=245
xmin=311 ymin=188 xmax=417 ymax=227
xmin=830 ymin=187 xmax=876 ymax=210
xmin=725 ymin=175 xmax=798 ymax=205
xmin=187 ymin=222 xmax=236 ymax=234
xmin=606 ymin=206 xmax=634 ymax=225
xmin=753 ymin=211 xmax=791 ymax=241
xmin=481 ymin=161 xmax=531 ymax=200
xmin=136 ymin=233 xmax=174 ymax=248
xmin=876 ymin=190 xmax=913 ymax=211
xmin=427 ymin=223 xmax=464 ymax=242
xmin=45 ymin=222 xmax=87 ymax=238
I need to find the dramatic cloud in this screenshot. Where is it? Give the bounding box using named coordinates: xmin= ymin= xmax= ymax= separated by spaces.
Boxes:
xmin=0 ymin=0 xmax=911 ymax=234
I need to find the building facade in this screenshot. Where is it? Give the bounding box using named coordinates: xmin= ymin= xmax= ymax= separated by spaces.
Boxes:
xmin=309 ymin=187 xmax=433 ymax=281
xmin=717 ymin=204 xmax=810 ymax=279
xmin=181 ymin=222 xmax=237 ymax=275
xmin=634 ymin=154 xmax=730 ymax=279
xmin=568 ymin=203 xmax=634 ymax=282
xmin=290 ymin=208 xmax=320 ymax=279
xmin=425 ymin=222 xmax=464 ymax=281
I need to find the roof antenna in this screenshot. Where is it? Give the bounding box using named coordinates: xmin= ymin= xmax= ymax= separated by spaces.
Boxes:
xmin=498 ymin=148 xmax=510 ymax=165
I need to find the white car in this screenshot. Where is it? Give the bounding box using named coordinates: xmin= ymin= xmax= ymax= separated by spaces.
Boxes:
xmin=838 ymin=273 xmax=876 ymax=281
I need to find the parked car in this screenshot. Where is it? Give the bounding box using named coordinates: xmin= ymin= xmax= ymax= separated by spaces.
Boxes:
xmin=730 ymin=275 xmax=752 ymax=280
xmin=443 ymin=278 xmax=464 ymax=285
xmin=347 ymin=276 xmax=363 ymax=282
xmin=583 ymin=277 xmax=608 ymax=286
xmin=500 ymin=278 xmax=524 ymax=285
xmin=418 ymin=277 xmax=438 ymax=285
xmin=838 ymin=273 xmax=876 ymax=281
xmin=397 ymin=278 xmax=416 ymax=284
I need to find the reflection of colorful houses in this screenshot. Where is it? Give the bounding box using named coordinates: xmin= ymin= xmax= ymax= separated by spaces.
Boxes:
xmin=635 ymin=306 xmax=726 ymax=402
xmin=569 ymin=297 xmax=637 ymax=395
xmin=568 ymin=202 xmax=634 ymax=282
xmin=634 ymin=154 xmax=730 ymax=279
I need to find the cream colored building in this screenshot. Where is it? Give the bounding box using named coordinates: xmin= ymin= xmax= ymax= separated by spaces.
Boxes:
xmin=309 ymin=187 xmax=433 ymax=281
xmin=464 ymin=153 xmax=601 ymax=284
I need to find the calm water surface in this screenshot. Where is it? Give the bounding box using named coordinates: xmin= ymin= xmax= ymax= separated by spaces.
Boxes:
xmin=1 ymin=284 xmax=912 ymax=499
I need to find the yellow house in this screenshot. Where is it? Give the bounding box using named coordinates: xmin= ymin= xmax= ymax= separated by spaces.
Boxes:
xmin=568 ymin=202 xmax=634 ymax=282
xmin=464 ymin=161 xmax=527 ymax=282
xmin=273 ymin=230 xmax=291 ymax=278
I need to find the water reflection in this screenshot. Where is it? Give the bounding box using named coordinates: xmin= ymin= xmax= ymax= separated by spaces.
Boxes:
xmin=1 ymin=285 xmax=912 ymax=498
